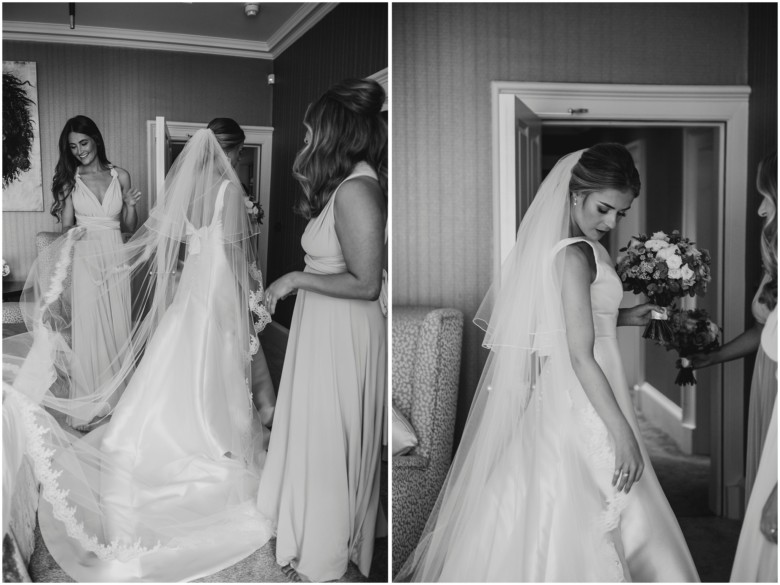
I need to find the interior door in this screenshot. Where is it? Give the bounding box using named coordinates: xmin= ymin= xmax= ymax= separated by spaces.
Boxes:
xmin=154 ymin=116 xmax=171 ymax=207
xmin=515 ymin=98 xmax=542 ymax=228
xmin=496 ymin=94 xmax=541 ymax=275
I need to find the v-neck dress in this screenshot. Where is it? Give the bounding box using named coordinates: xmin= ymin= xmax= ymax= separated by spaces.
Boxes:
xmin=68 ymin=167 xmax=132 ymax=428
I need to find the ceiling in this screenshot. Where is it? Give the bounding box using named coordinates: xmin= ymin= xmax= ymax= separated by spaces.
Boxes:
xmin=2 ymin=2 xmax=338 ymax=59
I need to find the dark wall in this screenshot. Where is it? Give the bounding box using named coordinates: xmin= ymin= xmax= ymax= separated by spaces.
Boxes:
xmin=2 ymin=41 xmax=272 ymax=277
xmin=267 ymin=3 xmax=388 ymax=327
xmin=745 ymin=3 xmax=778 ymax=393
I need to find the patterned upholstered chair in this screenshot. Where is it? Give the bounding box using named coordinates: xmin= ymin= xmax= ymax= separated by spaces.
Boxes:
xmin=392 ymin=306 xmax=463 ymax=576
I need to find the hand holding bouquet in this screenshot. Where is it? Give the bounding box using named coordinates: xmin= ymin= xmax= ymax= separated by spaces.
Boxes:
xmin=667 ymin=308 xmax=721 ymax=385
xmin=616 ymin=230 xmax=712 ymax=342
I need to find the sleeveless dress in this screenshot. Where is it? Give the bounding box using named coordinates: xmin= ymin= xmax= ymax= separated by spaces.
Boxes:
xmin=745 ymin=273 xmax=777 ymax=500
xmin=37 ymin=181 xmax=273 ymax=582
xmin=68 ymin=167 xmax=131 ymax=428
xmin=731 ymin=307 xmax=777 ymax=582
xmin=432 ymin=237 xmax=699 ymax=582
xmin=256 ymin=162 xmax=387 ymax=581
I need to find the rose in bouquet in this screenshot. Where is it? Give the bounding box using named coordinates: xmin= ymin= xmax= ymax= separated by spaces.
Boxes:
xmin=242 ymin=192 xmax=264 ymax=225
xmin=616 ymin=230 xmax=712 ymax=342
xmin=666 ymin=308 xmax=721 ymax=386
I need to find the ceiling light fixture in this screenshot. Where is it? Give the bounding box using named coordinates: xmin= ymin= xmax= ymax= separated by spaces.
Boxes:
xmin=244 ymin=3 xmax=259 ymax=17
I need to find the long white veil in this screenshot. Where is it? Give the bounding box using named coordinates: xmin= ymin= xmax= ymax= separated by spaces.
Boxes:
xmin=397 ymin=150 xmax=631 ymax=582
xmin=3 ymin=128 xmax=272 ymax=576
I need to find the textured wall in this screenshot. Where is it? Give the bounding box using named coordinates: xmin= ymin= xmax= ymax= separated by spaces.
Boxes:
xmin=2 ymin=41 xmax=272 ymax=278
xmin=267 ymin=3 xmax=388 ymax=327
xmin=392 ymin=3 xmax=749 ymax=440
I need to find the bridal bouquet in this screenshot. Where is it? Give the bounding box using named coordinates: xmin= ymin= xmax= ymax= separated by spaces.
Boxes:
xmin=243 ymin=192 xmax=264 ymax=225
xmin=667 ymin=308 xmax=721 ymax=386
xmin=616 ymin=230 xmax=712 ymax=343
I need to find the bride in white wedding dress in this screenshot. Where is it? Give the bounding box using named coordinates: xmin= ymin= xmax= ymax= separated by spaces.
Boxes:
xmin=397 ymin=144 xmax=700 ymax=582
xmin=3 ymin=122 xmax=275 ymax=582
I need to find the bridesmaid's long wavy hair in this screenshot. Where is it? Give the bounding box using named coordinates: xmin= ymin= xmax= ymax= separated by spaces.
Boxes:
xmin=292 ymin=78 xmax=387 ymax=219
xmin=569 ymin=143 xmax=641 ymax=200
xmin=51 ymin=115 xmax=111 ymax=221
xmin=757 ymin=151 xmax=777 ymax=310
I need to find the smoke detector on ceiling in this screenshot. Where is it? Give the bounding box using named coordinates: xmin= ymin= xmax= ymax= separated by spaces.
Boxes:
xmin=244 ymin=3 xmax=260 ymax=17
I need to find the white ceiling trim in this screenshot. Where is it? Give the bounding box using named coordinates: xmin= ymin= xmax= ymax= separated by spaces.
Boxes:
xmin=2 ymin=3 xmax=339 ymax=60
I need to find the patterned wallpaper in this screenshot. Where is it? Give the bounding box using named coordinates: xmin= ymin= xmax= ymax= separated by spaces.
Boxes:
xmin=2 ymin=41 xmax=273 ymax=279
xmin=391 ymin=3 xmax=750 ymax=439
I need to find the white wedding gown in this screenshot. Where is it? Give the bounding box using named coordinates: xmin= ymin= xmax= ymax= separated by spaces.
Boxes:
xmin=34 ymin=180 xmax=273 ymax=582
xmin=420 ymin=238 xmax=700 ymax=582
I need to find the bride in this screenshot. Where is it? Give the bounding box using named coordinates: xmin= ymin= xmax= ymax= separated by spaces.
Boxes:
xmin=3 ymin=123 xmax=275 ymax=582
xmin=397 ymin=144 xmax=700 ymax=582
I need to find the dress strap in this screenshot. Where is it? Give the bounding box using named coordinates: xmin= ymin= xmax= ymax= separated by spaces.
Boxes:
xmin=551 ymin=237 xmax=601 ymax=281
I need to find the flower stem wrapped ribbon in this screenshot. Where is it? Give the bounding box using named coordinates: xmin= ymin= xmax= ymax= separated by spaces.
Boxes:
xmin=615 ymin=230 xmax=712 ymax=344
xmin=667 ymin=308 xmax=721 ymax=386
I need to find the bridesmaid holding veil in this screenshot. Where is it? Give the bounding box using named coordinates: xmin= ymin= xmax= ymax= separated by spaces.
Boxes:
xmin=259 ymin=78 xmax=388 ymax=582
xmin=48 ymin=115 xmax=140 ymax=430
xmin=5 ymin=121 xmax=275 ymax=582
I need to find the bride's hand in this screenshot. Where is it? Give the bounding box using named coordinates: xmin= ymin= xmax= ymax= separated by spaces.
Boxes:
xmin=612 ymin=426 xmax=644 ymax=494
xmin=618 ymin=303 xmax=662 ymax=327
xmin=264 ymin=272 xmax=298 ymax=315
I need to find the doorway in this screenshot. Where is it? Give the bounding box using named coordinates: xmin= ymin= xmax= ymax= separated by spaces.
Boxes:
xmin=491 ymin=82 xmax=750 ymax=518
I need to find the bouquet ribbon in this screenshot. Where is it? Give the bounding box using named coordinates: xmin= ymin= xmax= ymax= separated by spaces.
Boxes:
xmin=644 ymin=306 xmax=674 ymax=345
xmin=676 ymin=356 xmax=697 ymax=386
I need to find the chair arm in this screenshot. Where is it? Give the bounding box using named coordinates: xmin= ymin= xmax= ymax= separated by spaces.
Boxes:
xmin=392 ymin=453 xmax=429 ymax=471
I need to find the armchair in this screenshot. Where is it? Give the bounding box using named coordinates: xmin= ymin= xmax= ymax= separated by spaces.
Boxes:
xmin=392 ymin=306 xmax=463 ymax=576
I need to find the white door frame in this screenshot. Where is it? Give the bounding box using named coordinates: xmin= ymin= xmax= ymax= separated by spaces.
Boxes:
xmin=491 ymin=81 xmax=751 ymax=518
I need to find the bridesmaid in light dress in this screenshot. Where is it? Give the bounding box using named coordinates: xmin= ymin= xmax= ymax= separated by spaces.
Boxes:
xmin=259 ymin=78 xmax=388 ymax=582
xmin=691 ymin=151 xmax=777 ymax=501
xmin=50 ymin=115 xmax=141 ymax=430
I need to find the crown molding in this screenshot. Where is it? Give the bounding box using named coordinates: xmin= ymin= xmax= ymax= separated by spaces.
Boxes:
xmin=2 ymin=3 xmax=339 ymax=60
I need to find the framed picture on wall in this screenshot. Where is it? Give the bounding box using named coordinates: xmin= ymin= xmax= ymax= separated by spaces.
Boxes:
xmin=3 ymin=60 xmax=43 ymax=211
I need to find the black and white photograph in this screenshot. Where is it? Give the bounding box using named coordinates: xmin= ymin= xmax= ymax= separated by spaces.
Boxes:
xmin=391 ymin=2 xmax=776 ymax=582
xmin=2 ymin=2 xmax=388 ymax=582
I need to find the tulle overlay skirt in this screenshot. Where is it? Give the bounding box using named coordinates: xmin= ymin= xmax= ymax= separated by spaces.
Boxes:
xmin=407 ymin=335 xmax=698 ymax=582
xmin=256 ymin=283 xmax=387 ymax=582
xmin=68 ymin=228 xmax=131 ymax=427
xmin=34 ymin=230 xmax=272 ymax=582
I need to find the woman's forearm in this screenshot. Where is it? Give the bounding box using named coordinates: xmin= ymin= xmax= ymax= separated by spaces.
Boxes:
xmin=122 ymin=205 xmax=138 ymax=233
xmin=704 ymin=322 xmax=763 ymax=367
xmin=289 ymin=270 xmax=381 ymax=301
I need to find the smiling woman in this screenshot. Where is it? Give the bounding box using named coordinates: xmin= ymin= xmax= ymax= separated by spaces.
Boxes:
xmin=47 ymin=114 xmax=140 ymax=430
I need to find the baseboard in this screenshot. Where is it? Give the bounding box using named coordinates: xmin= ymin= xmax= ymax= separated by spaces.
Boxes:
xmin=633 ymin=382 xmax=693 ymax=454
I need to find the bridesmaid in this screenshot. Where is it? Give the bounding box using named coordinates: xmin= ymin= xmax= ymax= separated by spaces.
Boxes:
xmin=691 ymin=152 xmax=777 ymax=500
xmin=50 ymin=115 xmax=140 ymax=430
xmin=259 ymin=78 xmax=387 ymax=581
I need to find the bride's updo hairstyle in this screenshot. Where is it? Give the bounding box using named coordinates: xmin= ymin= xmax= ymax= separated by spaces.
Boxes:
xmin=569 ymin=143 xmax=641 ymax=201
xmin=207 ymin=117 xmax=245 ymax=155
xmin=51 ymin=115 xmax=112 ymax=220
xmin=292 ymin=78 xmax=387 ymax=219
